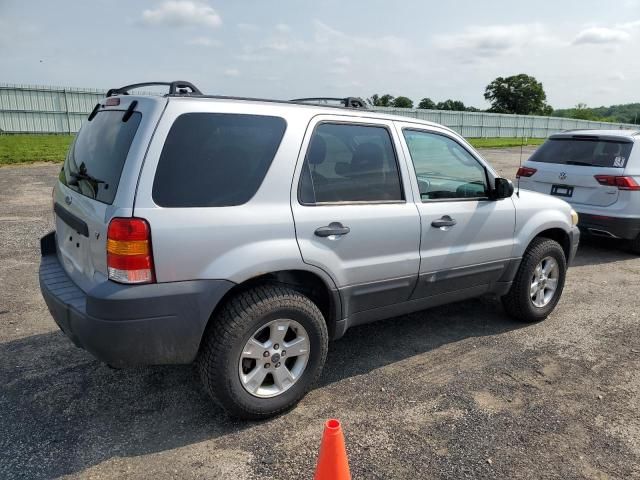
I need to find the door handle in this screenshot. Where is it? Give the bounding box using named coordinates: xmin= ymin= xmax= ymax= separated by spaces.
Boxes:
xmin=314 ymin=222 xmax=351 ymax=237
xmin=431 ymin=216 xmax=457 ymax=228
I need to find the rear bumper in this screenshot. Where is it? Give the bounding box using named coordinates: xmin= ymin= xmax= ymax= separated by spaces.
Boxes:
xmin=39 ymin=232 xmax=234 ymax=367
xmin=577 ymin=213 xmax=640 ymax=240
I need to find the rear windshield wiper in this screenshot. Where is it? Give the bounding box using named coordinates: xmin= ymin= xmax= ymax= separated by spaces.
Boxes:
xmin=565 ymin=161 xmax=594 ymax=166
xmin=69 ymin=171 xmax=106 ymax=185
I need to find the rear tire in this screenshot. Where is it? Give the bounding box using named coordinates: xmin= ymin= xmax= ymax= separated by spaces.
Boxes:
xmin=502 ymin=237 xmax=567 ymax=323
xmin=197 ymin=284 xmax=328 ymax=420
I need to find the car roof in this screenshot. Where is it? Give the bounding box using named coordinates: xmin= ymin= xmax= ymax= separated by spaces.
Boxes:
xmin=551 ymin=129 xmax=640 ymax=142
xmin=126 ymin=93 xmax=457 ymax=135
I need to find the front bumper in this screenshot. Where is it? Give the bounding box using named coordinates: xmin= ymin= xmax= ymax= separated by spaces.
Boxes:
xmin=577 ymin=213 xmax=640 ymax=241
xmin=38 ymin=232 xmax=234 ymax=367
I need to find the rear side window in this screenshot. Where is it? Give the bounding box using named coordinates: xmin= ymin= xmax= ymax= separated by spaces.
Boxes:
xmin=298 ymin=123 xmax=404 ymax=204
xmin=529 ymin=137 xmax=633 ymax=168
xmin=60 ymin=110 xmax=142 ymax=204
xmin=153 ymin=113 xmax=286 ymax=207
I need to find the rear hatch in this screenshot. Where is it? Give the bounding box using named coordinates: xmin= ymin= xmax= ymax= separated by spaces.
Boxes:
xmin=524 ymin=135 xmax=634 ymax=207
xmin=53 ymin=96 xmax=164 ymax=292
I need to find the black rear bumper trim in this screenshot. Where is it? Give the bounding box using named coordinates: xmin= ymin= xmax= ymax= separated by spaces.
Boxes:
xmin=577 ymin=213 xmax=640 ymax=241
xmin=39 ymin=232 xmax=235 ymax=367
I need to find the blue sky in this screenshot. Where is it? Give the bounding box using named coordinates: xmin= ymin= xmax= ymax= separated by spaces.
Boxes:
xmin=1 ymin=0 xmax=639 ymax=108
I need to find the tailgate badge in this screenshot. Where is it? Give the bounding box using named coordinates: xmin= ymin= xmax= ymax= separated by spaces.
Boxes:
xmin=64 ymin=195 xmax=72 ymax=205
xmin=558 ymin=172 xmax=567 ymax=181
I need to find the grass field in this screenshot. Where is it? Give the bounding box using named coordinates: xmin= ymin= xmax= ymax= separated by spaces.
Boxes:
xmin=467 ymin=137 xmax=545 ymax=148
xmin=0 ymin=135 xmax=73 ymax=165
xmin=0 ymin=134 xmax=544 ymax=165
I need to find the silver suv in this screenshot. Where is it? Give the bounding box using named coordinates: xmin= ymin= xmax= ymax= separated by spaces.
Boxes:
xmin=518 ymin=130 xmax=640 ymax=252
xmin=39 ymin=81 xmax=580 ymax=419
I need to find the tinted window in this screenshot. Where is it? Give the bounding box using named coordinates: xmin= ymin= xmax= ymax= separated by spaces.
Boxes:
xmin=403 ymin=130 xmax=488 ymax=200
xmin=528 ymin=137 xmax=633 ymax=168
xmin=299 ymin=123 xmax=403 ymax=203
xmin=60 ymin=111 xmax=142 ymax=204
xmin=153 ymin=113 xmax=286 ymax=207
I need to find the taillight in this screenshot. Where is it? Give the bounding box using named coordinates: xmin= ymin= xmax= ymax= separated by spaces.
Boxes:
xmin=594 ymin=175 xmax=640 ymax=191
xmin=516 ymin=167 xmax=537 ymax=178
xmin=107 ymin=218 xmax=155 ymax=284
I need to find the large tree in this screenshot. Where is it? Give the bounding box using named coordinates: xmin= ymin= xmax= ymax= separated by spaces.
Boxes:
xmin=436 ymin=99 xmax=466 ymax=111
xmin=484 ymin=74 xmax=552 ymax=115
xmin=392 ymin=96 xmax=414 ymax=108
xmin=418 ymin=97 xmax=436 ymax=109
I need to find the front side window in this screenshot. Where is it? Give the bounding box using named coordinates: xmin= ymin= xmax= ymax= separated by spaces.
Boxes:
xmin=299 ymin=123 xmax=404 ymax=204
xmin=403 ymin=130 xmax=488 ymax=201
xmin=153 ymin=113 xmax=286 ymax=207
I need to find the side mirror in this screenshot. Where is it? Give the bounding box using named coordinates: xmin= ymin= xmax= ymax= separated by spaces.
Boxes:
xmin=494 ymin=177 xmax=514 ymax=199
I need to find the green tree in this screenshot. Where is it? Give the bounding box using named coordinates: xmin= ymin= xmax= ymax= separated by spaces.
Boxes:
xmin=437 ymin=99 xmax=466 ymax=111
xmin=418 ymin=97 xmax=436 ymax=109
xmin=368 ymin=93 xmax=395 ymax=107
xmin=378 ymin=94 xmax=394 ymax=107
xmin=484 ymin=74 xmax=552 ymax=115
xmin=569 ymin=103 xmax=599 ymax=120
xmin=392 ymin=96 xmax=414 ymax=108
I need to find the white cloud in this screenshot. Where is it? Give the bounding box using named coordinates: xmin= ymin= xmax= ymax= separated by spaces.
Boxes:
xmin=313 ymin=20 xmax=410 ymax=57
xmin=223 ymin=68 xmax=239 ymax=77
xmin=334 ymin=56 xmax=351 ymax=66
xmin=572 ymin=27 xmax=630 ymax=45
xmin=607 ymin=72 xmax=626 ymax=81
xmin=141 ymin=1 xmax=221 ymax=28
xmin=186 ymin=36 xmax=221 ymax=47
xmin=237 ymin=23 xmax=260 ymax=32
xmin=434 ymin=24 xmax=549 ymax=58
xmin=275 ymin=23 xmax=291 ymax=33
xmin=617 ymin=19 xmax=640 ymax=29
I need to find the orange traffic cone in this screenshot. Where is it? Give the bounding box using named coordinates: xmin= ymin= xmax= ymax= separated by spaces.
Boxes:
xmin=314 ymin=419 xmax=351 ymax=480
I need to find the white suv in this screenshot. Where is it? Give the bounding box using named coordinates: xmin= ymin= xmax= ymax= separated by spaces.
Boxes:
xmin=517 ymin=130 xmax=640 ymax=252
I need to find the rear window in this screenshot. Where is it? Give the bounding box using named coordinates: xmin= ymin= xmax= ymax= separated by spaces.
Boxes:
xmin=529 ymin=137 xmax=633 ymax=168
xmin=153 ymin=113 xmax=286 ymax=207
xmin=60 ymin=110 xmax=142 ymax=204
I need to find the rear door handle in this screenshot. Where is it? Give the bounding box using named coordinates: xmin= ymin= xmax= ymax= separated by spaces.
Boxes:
xmin=431 ymin=216 xmax=457 ymax=228
xmin=314 ymin=222 xmax=351 ymax=237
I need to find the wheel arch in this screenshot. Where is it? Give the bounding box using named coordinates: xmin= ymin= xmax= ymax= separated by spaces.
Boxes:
xmin=199 ymin=269 xmax=342 ymax=351
xmin=531 ymin=227 xmax=571 ymax=261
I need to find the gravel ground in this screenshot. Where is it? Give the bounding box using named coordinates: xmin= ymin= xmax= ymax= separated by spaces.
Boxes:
xmin=1 ymin=148 xmax=639 ymax=479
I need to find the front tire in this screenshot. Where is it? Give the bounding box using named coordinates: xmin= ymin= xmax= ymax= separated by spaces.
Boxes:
xmin=197 ymin=284 xmax=328 ymax=420
xmin=502 ymin=237 xmax=567 ymax=323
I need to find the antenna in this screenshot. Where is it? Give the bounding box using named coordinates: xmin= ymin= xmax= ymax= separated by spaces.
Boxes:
xmin=516 ymin=123 xmax=524 ymax=198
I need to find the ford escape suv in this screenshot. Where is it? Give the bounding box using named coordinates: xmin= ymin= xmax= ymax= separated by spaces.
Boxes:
xmin=517 ymin=130 xmax=640 ymax=252
xmin=39 ymin=81 xmax=580 ymax=419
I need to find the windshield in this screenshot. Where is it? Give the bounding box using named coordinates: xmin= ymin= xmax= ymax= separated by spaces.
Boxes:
xmin=59 ymin=110 xmax=142 ymax=204
xmin=529 ymin=137 xmax=633 ymax=168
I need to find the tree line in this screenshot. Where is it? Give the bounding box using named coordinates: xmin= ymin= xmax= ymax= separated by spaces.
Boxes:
xmin=367 ymin=72 xmax=639 ymax=124
xmin=553 ymin=103 xmax=640 ymax=125
xmin=368 ymin=74 xmax=551 ymax=114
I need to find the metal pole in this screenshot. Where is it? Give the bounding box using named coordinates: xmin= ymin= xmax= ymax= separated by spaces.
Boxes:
xmin=62 ymin=89 xmax=71 ymax=134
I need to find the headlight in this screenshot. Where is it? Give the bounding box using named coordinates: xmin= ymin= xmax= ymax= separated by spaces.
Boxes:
xmin=570 ymin=209 xmax=579 ymax=226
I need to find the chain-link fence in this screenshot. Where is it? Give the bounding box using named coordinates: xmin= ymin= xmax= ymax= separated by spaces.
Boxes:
xmin=1 ymin=83 xmax=636 ymax=136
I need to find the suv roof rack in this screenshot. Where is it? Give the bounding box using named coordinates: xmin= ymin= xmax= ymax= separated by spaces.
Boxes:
xmin=290 ymin=97 xmax=368 ymax=109
xmin=106 ymin=81 xmax=202 ymax=97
